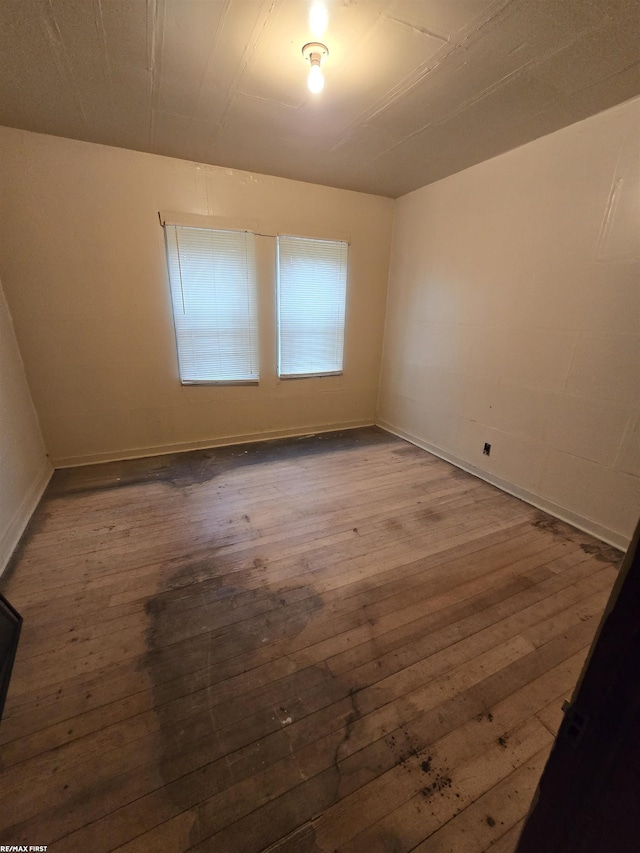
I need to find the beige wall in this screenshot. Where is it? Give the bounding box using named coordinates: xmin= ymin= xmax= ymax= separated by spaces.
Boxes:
xmin=0 ymin=127 xmax=394 ymax=466
xmin=378 ymin=97 xmax=640 ymax=549
xmin=0 ymin=278 xmax=51 ymax=573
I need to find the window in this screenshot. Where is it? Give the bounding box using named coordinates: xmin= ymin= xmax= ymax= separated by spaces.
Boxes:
xmin=277 ymin=236 xmax=348 ymax=378
xmin=164 ymin=225 xmax=259 ymax=384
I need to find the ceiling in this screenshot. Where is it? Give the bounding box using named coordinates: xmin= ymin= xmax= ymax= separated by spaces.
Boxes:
xmin=0 ymin=0 xmax=639 ymax=198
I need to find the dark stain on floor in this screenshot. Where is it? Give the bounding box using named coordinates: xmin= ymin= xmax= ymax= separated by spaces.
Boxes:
xmin=421 ymin=770 xmax=453 ymax=799
xmin=532 ymin=514 xmax=622 ymax=568
xmin=475 ymin=711 xmax=494 ymax=723
xmin=579 ymin=542 xmax=623 ymax=565
xmin=532 ymin=515 xmax=575 ymax=539
xmin=141 ymin=547 xmax=328 ymax=824
xmin=47 ymin=426 xmax=397 ymax=497
xmin=132 ymin=434 xmax=397 ymax=848
xmin=334 ymin=687 xmax=363 ymax=768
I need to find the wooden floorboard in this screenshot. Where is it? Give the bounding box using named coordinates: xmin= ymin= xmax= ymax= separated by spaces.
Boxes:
xmin=0 ymin=427 xmax=623 ymax=852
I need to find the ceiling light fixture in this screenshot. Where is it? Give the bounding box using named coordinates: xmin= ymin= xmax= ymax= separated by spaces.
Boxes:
xmin=302 ymin=42 xmax=328 ymax=94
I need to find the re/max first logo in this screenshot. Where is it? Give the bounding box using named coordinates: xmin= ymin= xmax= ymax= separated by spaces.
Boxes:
xmin=0 ymin=846 xmax=48 ymax=851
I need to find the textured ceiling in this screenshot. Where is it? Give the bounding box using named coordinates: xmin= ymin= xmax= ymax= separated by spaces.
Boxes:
xmin=0 ymin=0 xmax=639 ymax=198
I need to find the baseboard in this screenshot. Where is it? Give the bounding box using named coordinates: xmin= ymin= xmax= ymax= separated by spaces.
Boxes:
xmin=377 ymin=420 xmax=630 ymax=552
xmin=0 ymin=461 xmax=53 ymax=577
xmin=53 ymin=419 xmax=376 ymax=468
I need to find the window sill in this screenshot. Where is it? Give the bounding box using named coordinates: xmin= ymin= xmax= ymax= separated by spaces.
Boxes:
xmin=278 ymin=371 xmax=343 ymax=380
xmin=180 ymin=379 xmax=259 ymax=386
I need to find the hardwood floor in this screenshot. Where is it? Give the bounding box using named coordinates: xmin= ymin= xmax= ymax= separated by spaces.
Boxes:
xmin=0 ymin=427 xmax=623 ymax=852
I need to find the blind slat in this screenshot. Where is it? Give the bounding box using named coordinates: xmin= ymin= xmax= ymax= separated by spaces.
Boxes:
xmin=277 ymin=236 xmax=348 ymax=377
xmin=165 ymin=225 xmax=259 ymax=383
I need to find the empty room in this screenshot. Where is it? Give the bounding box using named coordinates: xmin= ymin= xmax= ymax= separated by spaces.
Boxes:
xmin=0 ymin=0 xmax=639 ymax=851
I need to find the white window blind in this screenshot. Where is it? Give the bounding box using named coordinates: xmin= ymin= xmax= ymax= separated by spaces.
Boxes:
xmin=164 ymin=225 xmax=259 ymax=384
xmin=277 ymin=235 xmax=348 ymax=378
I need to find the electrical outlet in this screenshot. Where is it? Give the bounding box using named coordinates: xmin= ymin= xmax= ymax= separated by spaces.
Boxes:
xmin=483 ymin=443 xmax=491 ymax=456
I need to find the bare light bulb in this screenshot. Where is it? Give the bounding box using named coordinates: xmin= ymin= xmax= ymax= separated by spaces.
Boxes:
xmin=308 ymin=62 xmax=324 ymax=93
xmin=302 ymin=42 xmax=328 ymax=95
